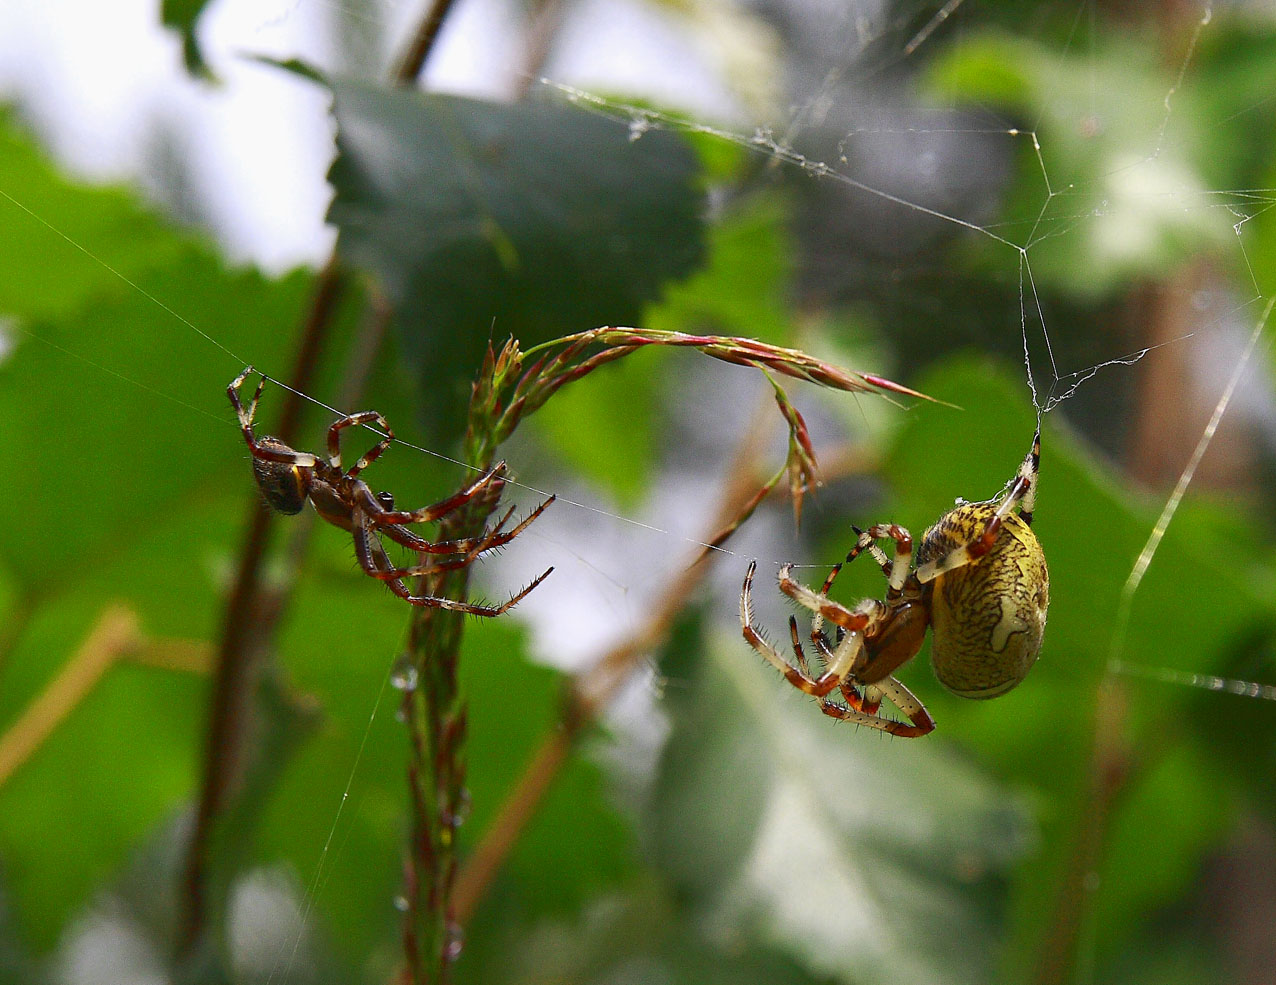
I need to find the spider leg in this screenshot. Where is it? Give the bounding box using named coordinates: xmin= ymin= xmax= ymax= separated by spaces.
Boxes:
xmin=809 ymin=523 xmax=911 ymax=649
xmin=227 ymin=367 xmax=264 ymax=431
xmin=227 ymin=367 xmax=317 ymax=466
xmin=359 ymin=526 xmax=499 ymax=577
xmin=777 ymin=564 xmax=874 ymax=636
xmin=374 ymin=495 xmax=557 ymax=561
xmin=791 ymin=617 xmax=874 ymax=720
xmin=327 ymin=411 xmax=394 ymax=475
xmin=915 ymin=433 xmax=1039 ymax=584
xmin=814 ymin=674 xmax=935 ymax=737
xmin=354 ymin=518 xmax=553 ymax=615
xmin=1019 ymin=428 xmax=1041 ymax=526
xmin=839 ymin=678 xmax=880 ymax=716
xmin=740 ymin=561 xmax=863 ymax=697
xmin=788 ymin=616 xmax=814 ymax=678
xmin=837 ymin=523 xmax=914 ymax=593
xmin=356 ymin=463 xmax=510 ymax=527
xmin=360 ymin=496 xmax=559 ymax=580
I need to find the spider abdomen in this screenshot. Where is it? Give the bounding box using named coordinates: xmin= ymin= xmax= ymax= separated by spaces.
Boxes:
xmin=251 ymin=436 xmax=309 ymax=515
xmin=919 ymin=503 xmax=1049 ymax=699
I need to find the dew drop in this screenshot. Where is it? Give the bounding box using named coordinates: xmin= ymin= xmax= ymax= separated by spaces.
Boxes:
xmin=444 ymin=923 xmax=465 ymax=963
xmin=391 ymin=654 xmax=419 ymax=692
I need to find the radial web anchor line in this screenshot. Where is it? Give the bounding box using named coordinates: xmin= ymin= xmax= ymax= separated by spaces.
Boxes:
xmin=1108 ymin=660 xmax=1276 ymax=702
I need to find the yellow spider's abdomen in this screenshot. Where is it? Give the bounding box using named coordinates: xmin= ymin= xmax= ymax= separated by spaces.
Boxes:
xmin=918 ymin=502 xmax=1049 ymax=699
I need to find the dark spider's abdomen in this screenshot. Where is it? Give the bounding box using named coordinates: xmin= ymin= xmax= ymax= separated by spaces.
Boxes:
xmin=918 ymin=502 xmax=1049 ymax=699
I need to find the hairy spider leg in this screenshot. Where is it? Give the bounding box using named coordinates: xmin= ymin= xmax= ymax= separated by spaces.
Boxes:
xmin=376 ymin=500 xmax=513 ymax=556
xmin=227 ymin=366 xmax=318 ymax=466
xmin=356 ymin=462 xmax=509 ymax=528
xmin=800 ymin=523 xmax=920 ymax=716
xmin=777 ymin=562 xmax=878 ymax=636
xmin=741 ymin=561 xmax=870 ymax=697
xmin=848 ymin=523 xmax=894 ymax=575
xmin=354 ymin=494 xmax=558 ymax=578
xmin=1019 ymin=428 xmax=1040 ymax=525
xmin=787 ymin=617 xmax=883 ymax=720
xmin=353 ymin=517 xmax=553 ymax=615
xmin=813 ymin=675 xmax=935 ymax=737
xmin=750 ymin=531 xmax=935 ymax=735
xmin=914 ymin=430 xmax=1040 ymax=585
xmin=326 ymin=410 xmax=394 ymax=475
xmin=808 ymin=522 xmax=913 ymax=660
xmin=777 ymin=594 xmax=931 ymax=737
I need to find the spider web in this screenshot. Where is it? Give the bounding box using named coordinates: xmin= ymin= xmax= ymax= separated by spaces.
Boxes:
xmin=3 ymin=1 xmax=1276 ymax=983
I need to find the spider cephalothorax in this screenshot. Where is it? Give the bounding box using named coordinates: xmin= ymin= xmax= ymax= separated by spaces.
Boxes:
xmin=741 ymin=431 xmax=1048 ymax=737
xmin=229 ymin=367 xmax=553 ymax=616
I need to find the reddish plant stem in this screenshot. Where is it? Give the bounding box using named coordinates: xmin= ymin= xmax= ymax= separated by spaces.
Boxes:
xmin=401 ymin=478 xmax=503 ymax=984
xmin=1034 ymin=676 xmax=1134 ymax=985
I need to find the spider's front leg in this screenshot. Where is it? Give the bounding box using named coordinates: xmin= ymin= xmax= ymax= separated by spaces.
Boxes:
xmin=740 ymin=561 xmax=865 ymax=697
xmin=915 ymin=430 xmax=1040 ymax=584
xmin=354 ymin=519 xmax=553 ymax=615
xmin=807 ymin=522 xmax=910 ymax=659
xmin=774 ymin=589 xmax=932 ymax=737
xmin=364 ymin=494 xmax=558 ymax=573
xmin=357 ymin=462 xmax=510 ymax=528
xmin=226 ymin=367 xmax=318 ymax=467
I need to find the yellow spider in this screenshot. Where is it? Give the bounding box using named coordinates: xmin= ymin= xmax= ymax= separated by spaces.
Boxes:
xmin=740 ymin=432 xmax=1049 ymax=736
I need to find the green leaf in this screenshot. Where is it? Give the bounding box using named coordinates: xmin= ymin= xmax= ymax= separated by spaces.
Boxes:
xmin=531 ymin=198 xmax=796 ymax=503
xmin=0 ymin=112 xmax=367 ymax=955
xmin=0 ymin=108 xmax=186 ymax=322
xmin=463 ymin=878 xmax=824 ymax=985
xmin=160 ymin=0 xmax=215 ymax=80
xmin=0 ymin=255 xmax=312 ymax=587
xmin=651 ymin=621 xmax=1028 ymax=985
xmin=647 ymin=196 xmax=793 ymax=342
xmin=323 ymin=79 xmax=707 ymax=439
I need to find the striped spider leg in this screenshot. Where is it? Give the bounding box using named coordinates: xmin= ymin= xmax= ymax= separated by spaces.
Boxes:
xmin=229 ymin=366 xmax=554 ymax=614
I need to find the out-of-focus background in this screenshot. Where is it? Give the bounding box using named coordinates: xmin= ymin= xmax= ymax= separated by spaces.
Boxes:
xmin=2 ymin=1 xmax=1276 ymax=983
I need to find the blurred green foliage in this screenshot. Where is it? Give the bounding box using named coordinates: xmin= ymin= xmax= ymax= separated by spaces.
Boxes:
xmin=3 ymin=4 xmax=1276 ymax=985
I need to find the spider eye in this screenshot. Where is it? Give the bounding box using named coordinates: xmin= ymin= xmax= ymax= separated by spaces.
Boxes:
xmin=376 ymin=491 xmax=395 ymax=509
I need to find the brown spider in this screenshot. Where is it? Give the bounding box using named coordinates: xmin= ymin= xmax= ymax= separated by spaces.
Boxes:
xmin=228 ymin=367 xmax=554 ymax=615
xmin=741 ymin=431 xmax=1048 ymax=737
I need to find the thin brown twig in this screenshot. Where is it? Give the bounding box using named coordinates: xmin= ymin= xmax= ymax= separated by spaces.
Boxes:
xmin=0 ymin=606 xmax=140 ymax=787
xmin=0 ymin=606 xmax=214 ymax=789
xmin=392 ymin=0 xmax=463 ymax=85
xmin=516 ymin=0 xmax=565 ymax=98
xmin=180 ymin=0 xmax=457 ymax=952
xmin=1034 ymin=676 xmax=1134 ymax=985
xmin=178 ymin=255 xmax=345 ymax=953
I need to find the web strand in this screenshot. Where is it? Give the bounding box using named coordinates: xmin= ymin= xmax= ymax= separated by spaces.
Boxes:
xmin=1106 ymin=297 xmax=1274 ymax=691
